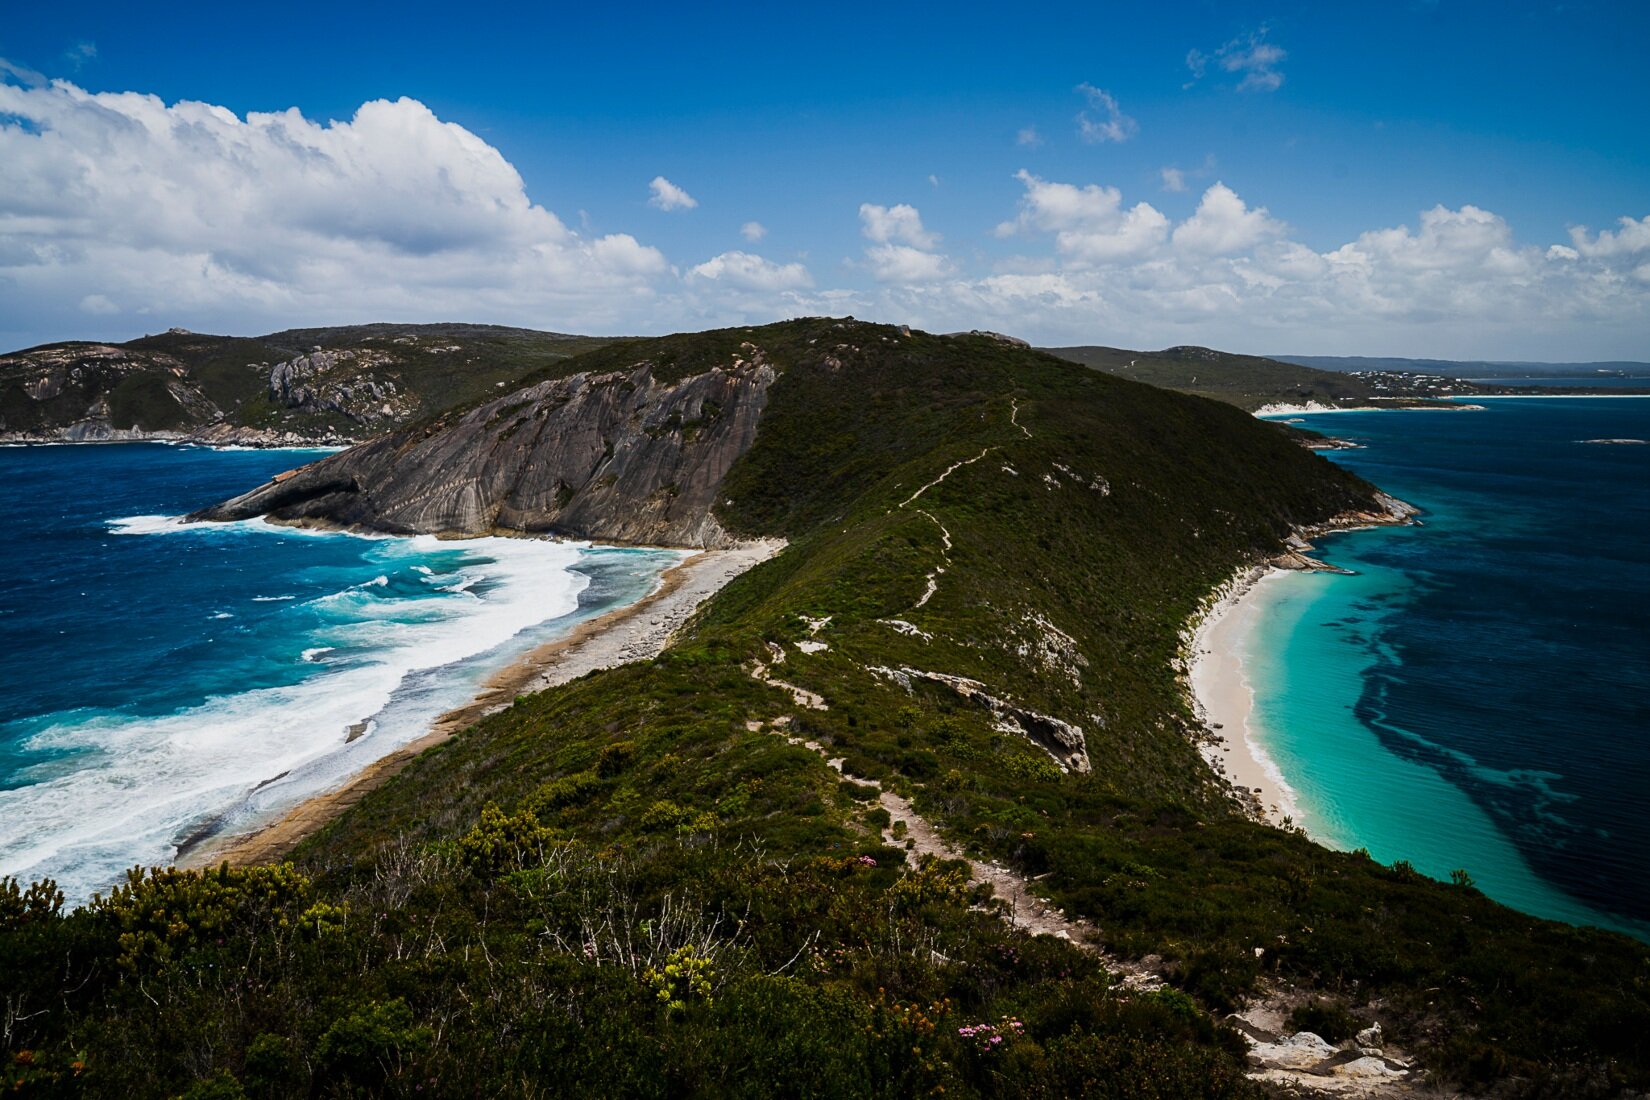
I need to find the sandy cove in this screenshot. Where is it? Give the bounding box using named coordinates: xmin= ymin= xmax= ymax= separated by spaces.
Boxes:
xmin=1185 ymin=497 xmax=1419 ymax=828
xmin=1186 ymin=567 xmax=1302 ymax=827
xmin=185 ymin=538 xmax=785 ymax=868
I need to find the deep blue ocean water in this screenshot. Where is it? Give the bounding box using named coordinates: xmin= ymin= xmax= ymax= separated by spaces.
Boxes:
xmin=0 ymin=444 xmax=680 ymax=902
xmin=1251 ymin=398 xmax=1650 ymax=940
xmin=1463 ymin=376 xmax=1650 ymax=389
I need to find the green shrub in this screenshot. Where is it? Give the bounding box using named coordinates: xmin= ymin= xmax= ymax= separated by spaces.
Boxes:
xmin=456 ymin=803 xmax=558 ymax=875
xmin=644 ymin=946 xmax=716 ymax=1014
xmin=90 ymin=863 xmax=311 ymax=972
xmin=242 ymin=1033 xmax=303 ymax=1095
xmin=177 ymin=1070 xmax=248 ymax=1100
xmin=522 ymin=770 xmax=602 ymax=815
xmin=0 ymin=875 xmax=63 ymax=929
xmin=596 ymin=740 xmax=638 ymax=778
xmin=315 ymin=998 xmax=432 ymax=1087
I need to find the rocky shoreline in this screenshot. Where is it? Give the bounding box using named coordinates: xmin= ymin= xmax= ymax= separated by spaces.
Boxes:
xmin=0 ymin=424 xmax=355 ymax=448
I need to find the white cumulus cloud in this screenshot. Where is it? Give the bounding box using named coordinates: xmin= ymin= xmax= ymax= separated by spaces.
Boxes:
xmin=864 ymin=244 xmax=954 ymax=284
xmin=688 ymin=250 xmax=811 ymax=291
xmin=997 ymin=171 xmax=1169 ymax=264
xmin=1171 ymin=183 xmax=1285 ymax=254
xmin=859 ymin=203 xmax=939 ymax=249
xmin=854 ymin=177 xmax=1649 ymax=359
xmin=648 ymin=176 xmax=698 ymax=211
xmin=1569 ymin=215 xmax=1650 ymax=263
xmin=0 ymin=76 xmax=670 ymax=343
xmin=740 ymin=220 xmax=767 ymax=242
xmin=859 ymin=203 xmax=951 ymax=283
xmin=1 ymin=69 xmax=1645 ymax=362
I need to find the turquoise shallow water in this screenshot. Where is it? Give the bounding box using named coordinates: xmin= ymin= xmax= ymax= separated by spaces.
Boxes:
xmin=0 ymin=444 xmax=681 ymax=903
xmin=1249 ymin=399 xmax=1650 ymax=941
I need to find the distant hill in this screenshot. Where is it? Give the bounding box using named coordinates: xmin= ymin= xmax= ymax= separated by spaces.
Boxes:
xmin=0 ymin=323 xmax=613 ymax=445
xmin=1273 ymin=354 xmax=1650 ymax=379
xmin=1041 ymin=343 xmax=1467 ymax=411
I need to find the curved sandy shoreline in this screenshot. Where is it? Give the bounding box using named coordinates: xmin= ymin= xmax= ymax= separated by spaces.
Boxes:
xmin=1186 ymin=567 xmax=1302 ymax=827
xmin=1186 ymin=496 xmax=1418 ymax=828
xmin=183 ymin=538 xmax=785 ymax=868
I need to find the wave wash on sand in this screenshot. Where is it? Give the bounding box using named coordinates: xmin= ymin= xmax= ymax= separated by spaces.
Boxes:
xmin=0 ymin=516 xmax=697 ymax=903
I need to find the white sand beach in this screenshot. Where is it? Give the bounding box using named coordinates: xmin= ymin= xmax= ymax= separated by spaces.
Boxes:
xmin=1187 ymin=569 xmax=1303 ymax=827
xmin=186 ymin=538 xmax=785 ymax=867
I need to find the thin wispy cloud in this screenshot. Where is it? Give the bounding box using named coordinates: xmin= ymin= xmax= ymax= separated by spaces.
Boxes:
xmin=63 ymin=42 xmax=97 ymax=70
xmin=0 ymin=58 xmax=45 ymax=86
xmin=1187 ymin=28 xmax=1287 ymax=92
xmin=740 ymin=221 xmax=767 ymax=242
xmin=1160 ymin=167 xmax=1187 ymax=192
xmin=648 ymin=176 xmax=697 ymax=211
xmin=1016 ymin=126 xmax=1043 ymax=148
xmin=1074 ymin=84 xmax=1137 ymax=143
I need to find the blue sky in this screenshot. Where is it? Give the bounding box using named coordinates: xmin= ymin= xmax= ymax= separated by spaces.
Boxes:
xmin=2 ymin=1 xmax=1647 ymax=358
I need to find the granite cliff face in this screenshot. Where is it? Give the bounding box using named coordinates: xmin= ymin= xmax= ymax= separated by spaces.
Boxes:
xmin=264 ymin=346 xmax=416 ymax=426
xmin=191 ymin=354 xmax=775 ymax=548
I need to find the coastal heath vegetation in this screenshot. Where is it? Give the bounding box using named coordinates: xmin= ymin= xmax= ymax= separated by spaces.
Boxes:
xmin=2 ymin=320 xmax=1646 ymax=1097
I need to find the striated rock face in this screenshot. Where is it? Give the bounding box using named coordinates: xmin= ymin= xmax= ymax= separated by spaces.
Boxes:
xmin=265 ymin=347 xmax=413 ymax=425
xmin=191 ymin=357 xmax=775 ymax=548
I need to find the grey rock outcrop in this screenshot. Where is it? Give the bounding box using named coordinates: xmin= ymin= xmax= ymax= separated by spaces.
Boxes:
xmin=265 ymin=348 xmax=410 ymax=425
xmin=191 ymin=356 xmax=775 ymax=548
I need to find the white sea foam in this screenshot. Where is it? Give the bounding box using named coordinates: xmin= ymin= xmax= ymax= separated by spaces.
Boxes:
xmin=0 ymin=532 xmax=601 ymax=903
xmin=108 ymin=514 xmax=195 ymax=536
xmin=108 ymin=513 xmax=394 ymax=541
xmin=252 ymin=595 xmax=296 ymax=602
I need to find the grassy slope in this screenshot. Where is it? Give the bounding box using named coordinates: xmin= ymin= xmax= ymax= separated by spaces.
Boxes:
xmin=2 ymin=321 xmax=1645 ymax=1098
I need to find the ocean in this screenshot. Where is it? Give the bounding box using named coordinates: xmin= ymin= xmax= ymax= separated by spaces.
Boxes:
xmin=1250 ymin=398 xmax=1650 ymax=940
xmin=1463 ymin=376 xmax=1650 ymax=389
xmin=0 ymin=443 xmax=682 ymax=903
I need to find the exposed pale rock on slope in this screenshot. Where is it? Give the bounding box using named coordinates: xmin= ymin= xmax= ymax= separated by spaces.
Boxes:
xmin=193 ymin=358 xmax=774 ymax=548
xmin=0 ymin=324 xmax=608 ymax=445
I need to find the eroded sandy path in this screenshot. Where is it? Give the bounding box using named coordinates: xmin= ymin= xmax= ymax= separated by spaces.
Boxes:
xmin=744 ymin=691 xmax=1430 ymax=1097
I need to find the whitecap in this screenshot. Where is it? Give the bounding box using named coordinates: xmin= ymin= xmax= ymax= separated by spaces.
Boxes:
xmin=0 ymin=532 xmax=607 ymax=903
xmin=108 ymin=514 xmax=193 ymax=536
